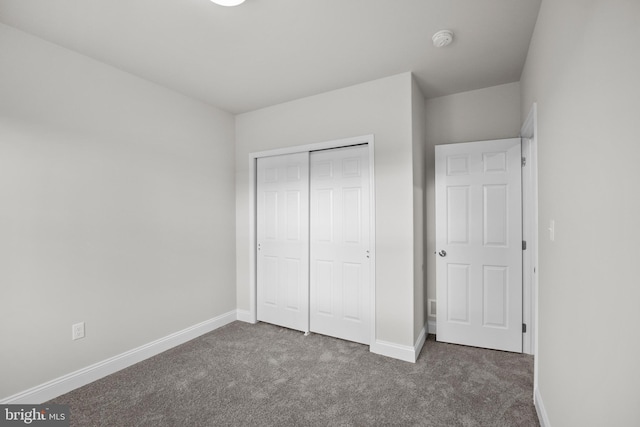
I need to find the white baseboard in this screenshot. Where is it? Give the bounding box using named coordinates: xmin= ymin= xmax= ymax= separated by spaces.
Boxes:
xmin=370 ymin=339 xmax=416 ymax=363
xmin=427 ymin=319 xmax=437 ymax=335
xmin=1 ymin=310 xmax=237 ymax=404
xmin=413 ymin=322 xmax=428 ymax=361
xmin=370 ymin=323 xmax=427 ymax=363
xmin=534 ymin=387 xmax=551 ymax=427
xmin=236 ymin=309 xmax=256 ymax=324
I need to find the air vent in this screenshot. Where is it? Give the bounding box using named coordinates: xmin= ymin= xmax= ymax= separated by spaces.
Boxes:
xmin=428 ymin=299 xmax=437 ymax=317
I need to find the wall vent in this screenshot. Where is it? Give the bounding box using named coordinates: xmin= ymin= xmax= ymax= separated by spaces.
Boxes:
xmin=428 ymin=299 xmax=437 ymax=317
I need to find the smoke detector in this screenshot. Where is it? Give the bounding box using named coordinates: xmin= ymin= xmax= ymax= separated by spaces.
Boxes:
xmin=210 ymin=0 xmax=245 ymax=6
xmin=432 ymin=30 xmax=454 ymax=48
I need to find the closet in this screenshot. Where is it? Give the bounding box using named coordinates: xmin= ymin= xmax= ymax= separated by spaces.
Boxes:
xmin=256 ymin=144 xmax=371 ymax=345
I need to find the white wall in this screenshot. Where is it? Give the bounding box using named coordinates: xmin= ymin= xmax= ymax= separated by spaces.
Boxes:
xmin=424 ymin=82 xmax=522 ymax=316
xmin=0 ymin=24 xmax=236 ymax=399
xmin=411 ymin=78 xmax=426 ymax=341
xmin=520 ymin=1 xmax=640 ymax=425
xmin=236 ymin=73 xmax=420 ymax=347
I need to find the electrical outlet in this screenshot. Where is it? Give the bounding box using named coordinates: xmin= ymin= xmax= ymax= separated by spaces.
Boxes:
xmin=72 ymin=322 xmax=85 ymax=340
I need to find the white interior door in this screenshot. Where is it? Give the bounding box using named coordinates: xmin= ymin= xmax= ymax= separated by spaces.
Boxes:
xmin=310 ymin=145 xmax=370 ymax=344
xmin=435 ymin=138 xmax=522 ymax=352
xmin=256 ymin=152 xmax=309 ymax=333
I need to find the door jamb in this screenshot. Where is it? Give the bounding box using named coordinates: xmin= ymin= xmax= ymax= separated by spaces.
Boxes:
xmin=248 ymin=135 xmax=376 ymax=346
xmin=520 ymin=103 xmax=539 ymax=367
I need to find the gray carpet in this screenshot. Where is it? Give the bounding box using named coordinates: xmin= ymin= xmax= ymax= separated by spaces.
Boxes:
xmin=49 ymin=321 xmax=539 ymax=426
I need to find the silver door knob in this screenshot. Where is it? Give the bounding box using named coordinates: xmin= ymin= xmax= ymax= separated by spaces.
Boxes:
xmin=438 ymin=250 xmax=447 ymax=257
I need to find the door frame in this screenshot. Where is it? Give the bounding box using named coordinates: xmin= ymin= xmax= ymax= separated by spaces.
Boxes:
xmin=248 ymin=135 xmax=376 ymax=345
xmin=520 ymin=103 xmax=538 ymax=362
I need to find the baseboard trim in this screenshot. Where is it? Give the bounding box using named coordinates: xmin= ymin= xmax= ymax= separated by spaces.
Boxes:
xmin=370 ymin=324 xmax=426 ymax=364
xmin=369 ymin=323 xmax=431 ymax=363
xmin=1 ymin=310 xmax=237 ymax=404
xmin=236 ymin=309 xmax=255 ymax=324
xmin=534 ymin=387 xmax=551 ymax=427
xmin=370 ymin=339 xmax=416 ymax=363
xmin=427 ymin=319 xmax=437 ymax=335
xmin=414 ymin=322 xmax=428 ymax=361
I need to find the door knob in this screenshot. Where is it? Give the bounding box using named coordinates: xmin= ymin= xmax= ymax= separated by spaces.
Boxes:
xmin=438 ymin=250 xmax=447 ymax=257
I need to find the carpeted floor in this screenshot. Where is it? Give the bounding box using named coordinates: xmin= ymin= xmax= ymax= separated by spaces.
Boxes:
xmin=49 ymin=321 xmax=539 ymax=426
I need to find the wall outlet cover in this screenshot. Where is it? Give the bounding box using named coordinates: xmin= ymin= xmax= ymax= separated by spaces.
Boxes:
xmin=72 ymin=322 xmax=85 ymax=340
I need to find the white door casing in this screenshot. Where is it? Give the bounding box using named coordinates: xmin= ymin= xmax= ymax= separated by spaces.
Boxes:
xmin=256 ymin=152 xmax=310 ymax=333
xmin=309 ymin=145 xmax=371 ymax=344
xmin=435 ymin=138 xmax=523 ymax=352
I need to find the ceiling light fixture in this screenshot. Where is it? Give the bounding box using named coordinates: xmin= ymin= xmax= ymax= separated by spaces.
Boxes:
xmin=210 ymin=0 xmax=245 ymax=6
xmin=432 ymin=30 xmax=454 ymax=48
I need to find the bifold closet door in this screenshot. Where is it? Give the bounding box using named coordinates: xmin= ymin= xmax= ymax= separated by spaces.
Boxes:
xmin=256 ymin=152 xmax=309 ymax=333
xmin=309 ymin=145 xmax=371 ymax=345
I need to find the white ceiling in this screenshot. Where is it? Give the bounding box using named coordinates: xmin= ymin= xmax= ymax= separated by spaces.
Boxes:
xmin=0 ymin=0 xmax=541 ymax=114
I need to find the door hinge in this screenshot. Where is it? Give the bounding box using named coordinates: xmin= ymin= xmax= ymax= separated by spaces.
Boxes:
xmin=522 ymin=323 xmax=527 ymax=333
xmin=522 ymin=241 xmax=527 ymax=250
xmin=522 ymin=157 xmax=526 ymax=167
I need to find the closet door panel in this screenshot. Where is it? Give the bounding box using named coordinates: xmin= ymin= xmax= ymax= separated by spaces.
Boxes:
xmin=256 ymin=153 xmax=309 ymax=332
xmin=310 ymin=145 xmax=370 ymax=344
